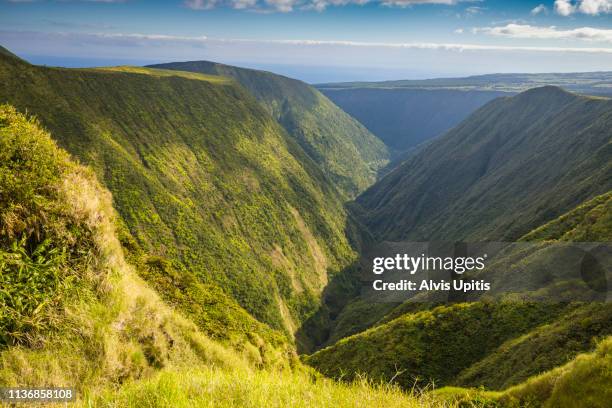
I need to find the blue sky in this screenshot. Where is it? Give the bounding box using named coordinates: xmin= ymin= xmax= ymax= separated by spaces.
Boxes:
xmin=1 ymin=0 xmax=611 ymax=82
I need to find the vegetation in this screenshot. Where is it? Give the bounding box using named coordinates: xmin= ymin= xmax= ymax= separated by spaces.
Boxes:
xmin=0 ymin=51 xmax=358 ymax=345
xmin=1 ymin=45 xmax=610 ymax=406
xmin=150 ymin=60 xmax=389 ymax=197
xmin=0 ymin=104 xmax=446 ymax=407
xmin=88 ymin=367 xmax=441 ymax=408
xmin=0 ymin=104 xmax=252 ymax=393
xmin=521 ymin=191 xmax=612 ymax=242
xmin=306 ymin=302 xmax=569 ymax=389
xmin=356 ymin=86 xmax=612 ymax=241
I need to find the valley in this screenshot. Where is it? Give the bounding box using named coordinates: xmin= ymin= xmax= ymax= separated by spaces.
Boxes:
xmin=0 ymin=44 xmax=610 ymax=407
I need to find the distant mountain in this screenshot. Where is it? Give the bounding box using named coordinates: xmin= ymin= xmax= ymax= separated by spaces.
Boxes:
xmin=356 ymin=86 xmax=612 ymax=242
xmin=319 ymin=88 xmax=506 ymax=152
xmin=317 ymin=72 xmax=612 ymax=94
xmin=149 ymin=60 xmax=389 ymax=197
xmin=0 ymin=50 xmax=359 ymax=344
xmin=317 ymin=72 xmax=612 ymax=154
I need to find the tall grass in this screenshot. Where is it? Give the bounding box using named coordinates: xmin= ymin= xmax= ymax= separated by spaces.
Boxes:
xmin=88 ymin=367 xmax=447 ymax=408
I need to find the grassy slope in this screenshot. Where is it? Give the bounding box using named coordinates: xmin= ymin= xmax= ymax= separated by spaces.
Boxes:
xmin=305 ymin=302 xmax=570 ymax=389
xmin=306 ymin=191 xmax=612 ymax=398
xmin=521 ymin=191 xmax=612 ymax=242
xmin=437 ymin=337 xmax=612 ymax=408
xmin=357 ymin=86 xmax=612 ymax=241
xmin=149 ymin=60 xmax=389 ymax=198
xmin=0 ymin=51 xmax=356 ymax=344
xmin=0 ymin=105 xmax=439 ymax=407
xmin=319 ymin=88 xmax=507 ymax=152
xmin=0 ymin=104 xmax=252 ymax=391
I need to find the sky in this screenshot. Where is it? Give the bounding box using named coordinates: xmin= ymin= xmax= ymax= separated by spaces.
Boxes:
xmin=1 ymin=0 xmax=611 ymax=82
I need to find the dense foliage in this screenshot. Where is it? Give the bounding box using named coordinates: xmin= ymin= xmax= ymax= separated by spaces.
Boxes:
xmin=0 ymin=52 xmax=357 ymax=340
xmin=357 ymin=86 xmax=612 ymax=241
xmin=150 ymin=60 xmax=389 ymax=197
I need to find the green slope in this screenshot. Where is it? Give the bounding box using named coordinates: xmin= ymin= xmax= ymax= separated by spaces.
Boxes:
xmin=0 ymin=103 xmax=254 ymax=390
xmin=521 ymin=191 xmax=612 ymax=242
xmin=436 ymin=336 xmax=612 ymax=408
xmin=149 ymin=60 xmax=389 ymax=197
xmin=305 ymin=302 xmax=570 ymax=389
xmin=357 ymin=86 xmax=612 ymax=241
xmin=0 ymin=50 xmax=357 ymax=344
xmin=306 ymin=190 xmax=612 ymax=393
xmin=0 ymin=105 xmax=440 ymax=408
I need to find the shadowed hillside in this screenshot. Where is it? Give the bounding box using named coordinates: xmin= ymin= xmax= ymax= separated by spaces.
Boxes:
xmin=356 ymin=86 xmax=612 ymax=242
xmin=319 ymin=88 xmax=507 ymax=152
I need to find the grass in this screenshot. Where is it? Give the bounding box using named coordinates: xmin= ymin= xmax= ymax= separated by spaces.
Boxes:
xmin=305 ymin=302 xmax=569 ymax=389
xmin=498 ymin=336 xmax=612 ymax=407
xmin=96 ymin=66 xmax=232 ymax=84
xmin=88 ymin=367 xmax=443 ymax=408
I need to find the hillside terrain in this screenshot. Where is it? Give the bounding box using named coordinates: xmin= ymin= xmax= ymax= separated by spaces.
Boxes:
xmin=0 ymin=44 xmax=610 ymax=407
xmin=306 ymin=190 xmax=612 ymax=398
xmin=150 ymin=60 xmax=389 ymax=197
xmin=0 ymin=49 xmax=359 ymax=349
xmin=356 ymin=86 xmax=612 ymax=241
xmin=0 ymin=104 xmax=440 ymax=407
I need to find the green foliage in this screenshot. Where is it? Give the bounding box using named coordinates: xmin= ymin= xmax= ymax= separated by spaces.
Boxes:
xmin=521 ymin=191 xmax=612 ymax=242
xmin=0 ymin=238 xmax=66 ymax=344
xmin=455 ymin=303 xmax=612 ymax=390
xmin=306 ymin=302 xmax=568 ymax=389
xmin=87 ymin=366 xmax=442 ymax=408
xmin=495 ymin=336 xmax=612 ymax=407
xmin=357 ymin=86 xmax=612 ymax=241
xmin=0 ymin=105 xmax=96 ymax=346
xmin=0 ymin=53 xmax=357 ymax=339
xmin=149 ymin=60 xmax=389 ymax=197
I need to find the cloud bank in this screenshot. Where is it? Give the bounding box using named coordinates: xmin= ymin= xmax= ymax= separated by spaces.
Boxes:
xmin=476 ymin=24 xmax=612 ymax=44
xmin=554 ymin=0 xmax=612 ymax=16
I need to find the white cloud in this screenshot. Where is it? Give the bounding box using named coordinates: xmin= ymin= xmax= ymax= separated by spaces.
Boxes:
xmin=184 ymin=0 xmax=218 ymax=9
xmin=477 ymin=23 xmax=612 ymax=43
xmin=579 ymin=0 xmax=612 ymax=14
xmin=4 ymin=30 xmax=612 ymax=55
xmin=554 ymin=0 xmax=612 ymax=15
xmin=465 ymin=5 xmax=484 ymax=14
xmin=531 ymin=4 xmax=548 ymax=15
xmin=454 ymin=28 xmax=465 ymax=34
xmin=555 ymin=0 xmax=576 ymax=15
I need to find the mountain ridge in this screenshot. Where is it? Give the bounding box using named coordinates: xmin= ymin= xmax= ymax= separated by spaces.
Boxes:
xmin=148 ymin=60 xmax=389 ymax=197
xmin=356 ymin=85 xmax=612 ymax=242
